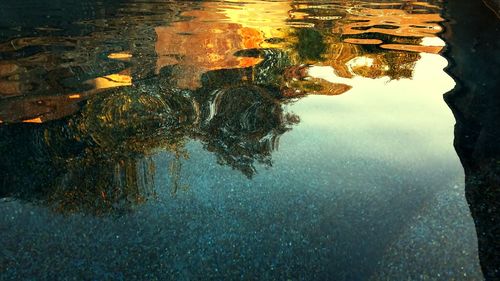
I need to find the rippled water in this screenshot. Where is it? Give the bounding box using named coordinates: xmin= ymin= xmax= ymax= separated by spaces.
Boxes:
xmin=0 ymin=0 xmax=487 ymax=280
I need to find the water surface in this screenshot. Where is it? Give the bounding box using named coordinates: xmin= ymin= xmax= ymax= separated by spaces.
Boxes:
xmin=0 ymin=0 xmax=485 ymax=280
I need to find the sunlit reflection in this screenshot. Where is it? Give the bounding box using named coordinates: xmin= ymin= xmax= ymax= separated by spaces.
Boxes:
xmin=0 ymin=0 xmax=451 ymax=125
xmin=107 ymin=52 xmax=133 ymax=61
xmin=338 ymin=8 xmax=443 ymax=37
xmin=343 ymin=38 xmax=383 ymax=45
xmin=21 ymin=117 xmax=43 ymax=123
xmin=218 ymin=0 xmax=291 ymax=38
xmin=87 ymin=69 xmax=132 ymax=90
xmin=380 ymin=44 xmax=443 ymax=53
xmin=154 ymin=1 xmax=292 ymax=89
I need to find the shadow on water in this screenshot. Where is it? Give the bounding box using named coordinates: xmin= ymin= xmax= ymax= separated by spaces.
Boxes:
xmin=443 ymin=0 xmax=500 ymax=279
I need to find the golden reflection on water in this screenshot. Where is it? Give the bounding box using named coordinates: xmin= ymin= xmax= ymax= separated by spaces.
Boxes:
xmin=0 ymin=0 xmax=449 ymax=124
xmin=86 ymin=69 xmax=133 ymax=90
xmin=337 ymin=8 xmax=443 ymax=37
xmin=0 ymin=0 xmax=454 ymax=213
xmin=218 ymin=0 xmax=291 ymax=37
xmin=152 ymin=0 xmax=447 ymax=92
xmin=107 ymin=52 xmax=133 ymax=61
xmin=155 ymin=21 xmax=264 ymax=89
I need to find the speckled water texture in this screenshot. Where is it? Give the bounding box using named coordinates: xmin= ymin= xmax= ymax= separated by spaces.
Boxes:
xmin=0 ymin=0 xmax=496 ymax=280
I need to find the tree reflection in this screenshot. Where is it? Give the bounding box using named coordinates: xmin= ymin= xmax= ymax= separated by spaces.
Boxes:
xmin=0 ymin=0 xmax=449 ymax=215
xmin=0 ymin=59 xmax=298 ymax=214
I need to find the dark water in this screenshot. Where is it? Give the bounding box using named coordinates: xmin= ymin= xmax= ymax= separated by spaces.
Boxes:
xmin=0 ymin=0 xmax=498 ymax=280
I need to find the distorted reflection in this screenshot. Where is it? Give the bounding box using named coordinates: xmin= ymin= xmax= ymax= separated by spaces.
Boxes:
xmin=0 ymin=0 xmax=447 ymax=124
xmin=0 ymin=0 xmax=449 ymax=215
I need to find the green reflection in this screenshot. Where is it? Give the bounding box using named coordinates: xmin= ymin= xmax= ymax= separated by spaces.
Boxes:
xmin=295 ymin=28 xmax=327 ymax=61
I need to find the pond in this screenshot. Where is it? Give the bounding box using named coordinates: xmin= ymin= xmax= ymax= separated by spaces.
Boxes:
xmin=0 ymin=0 xmax=498 ymax=280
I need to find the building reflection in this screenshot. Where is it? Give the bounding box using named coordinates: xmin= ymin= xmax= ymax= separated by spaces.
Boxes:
xmin=154 ymin=2 xmax=273 ymax=89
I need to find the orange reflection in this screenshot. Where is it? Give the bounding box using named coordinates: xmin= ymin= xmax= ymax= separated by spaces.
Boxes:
xmin=412 ymin=2 xmax=441 ymax=9
xmin=155 ymin=1 xmax=292 ymax=89
xmin=338 ymin=8 xmax=443 ymax=37
xmin=218 ymin=0 xmax=291 ymax=38
xmin=303 ymin=1 xmax=447 ymax=84
xmin=22 ymin=117 xmax=43 ymax=123
xmin=335 ymin=3 xmax=445 ymax=56
xmin=381 ymin=44 xmax=443 ymax=53
xmin=86 ymin=68 xmax=132 ymax=90
xmin=155 ymin=17 xmax=264 ymax=88
xmin=343 ymin=38 xmax=383 ymax=45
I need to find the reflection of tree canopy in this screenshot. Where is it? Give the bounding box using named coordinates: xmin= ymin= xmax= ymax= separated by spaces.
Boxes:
xmin=76 ymin=85 xmax=194 ymax=153
xmin=195 ymin=84 xmax=296 ymax=177
xmin=0 ymin=56 xmax=299 ymax=214
xmin=0 ymin=0 xmax=445 ymax=215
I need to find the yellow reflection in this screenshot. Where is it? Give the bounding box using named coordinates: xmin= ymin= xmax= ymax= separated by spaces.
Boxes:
xmin=312 ymin=1 xmax=446 ymax=88
xmin=154 ymin=0 xmax=444 ymax=92
xmin=218 ymin=0 xmax=291 ymax=38
xmin=107 ymin=52 xmax=132 ymax=60
xmin=87 ymin=69 xmax=132 ymax=90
